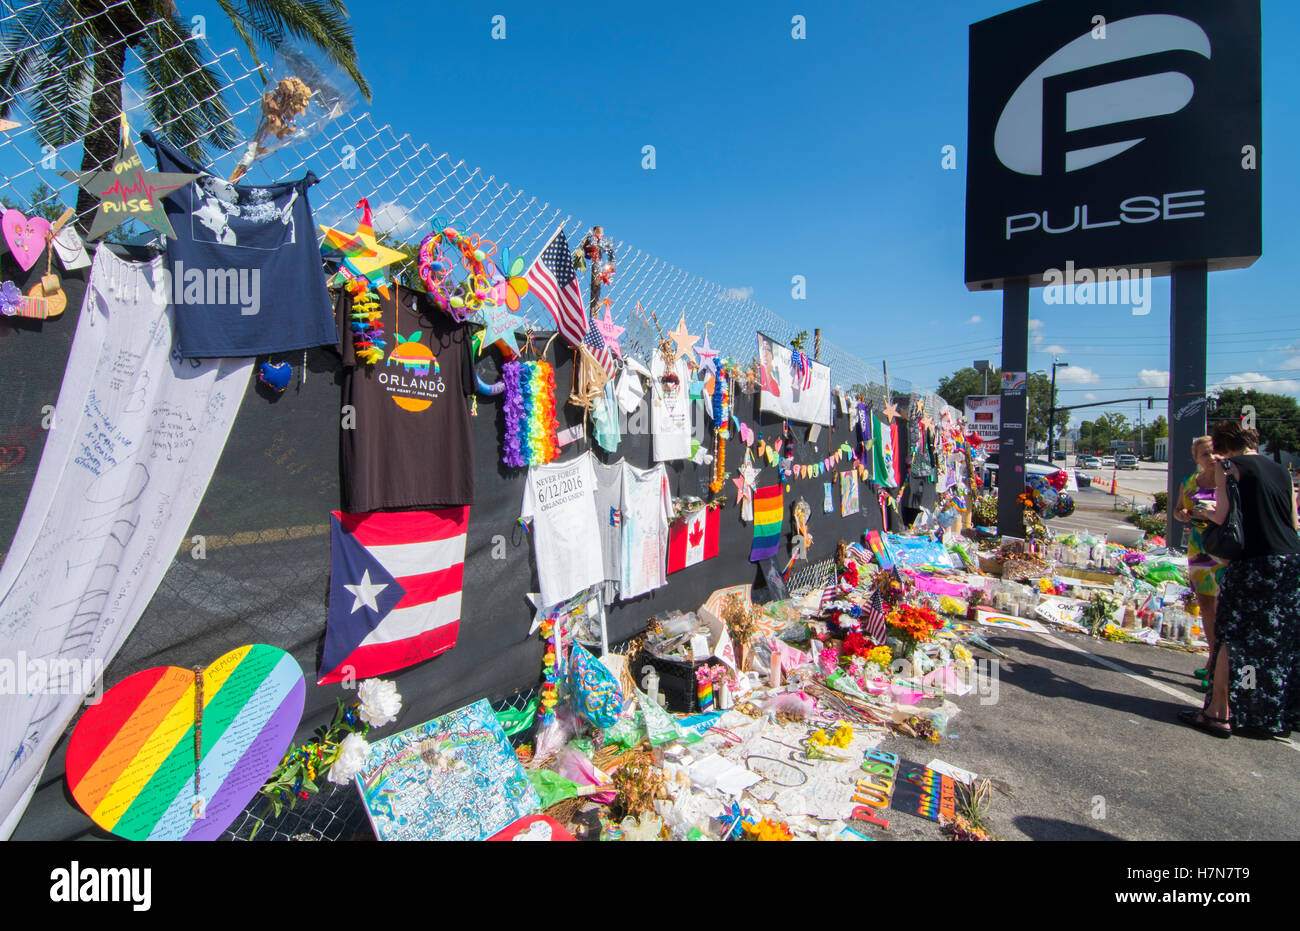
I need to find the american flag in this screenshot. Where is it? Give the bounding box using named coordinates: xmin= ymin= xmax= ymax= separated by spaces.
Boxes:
xmin=862 ymin=589 xmax=888 ymax=643
xmin=791 ymin=349 xmax=813 ymax=390
xmin=582 ymin=318 xmax=616 ymax=378
xmin=525 ymin=227 xmax=587 ymax=349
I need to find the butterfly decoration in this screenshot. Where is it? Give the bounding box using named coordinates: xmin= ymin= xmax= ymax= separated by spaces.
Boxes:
xmin=490 ymin=247 xmax=531 ymax=312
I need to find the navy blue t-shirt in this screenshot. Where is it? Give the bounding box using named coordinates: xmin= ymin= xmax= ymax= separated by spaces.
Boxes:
xmin=142 ymin=131 xmax=336 ymax=358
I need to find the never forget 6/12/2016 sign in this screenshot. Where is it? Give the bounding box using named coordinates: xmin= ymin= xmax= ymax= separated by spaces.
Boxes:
xmin=964 ymin=0 xmax=1261 ymax=291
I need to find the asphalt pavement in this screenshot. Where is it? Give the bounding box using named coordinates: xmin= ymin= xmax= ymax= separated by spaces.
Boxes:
xmin=871 ymin=626 xmax=1300 ymax=841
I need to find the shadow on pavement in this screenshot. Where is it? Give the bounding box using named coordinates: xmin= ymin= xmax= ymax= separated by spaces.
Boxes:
xmin=1012 ymin=815 xmax=1124 ymax=841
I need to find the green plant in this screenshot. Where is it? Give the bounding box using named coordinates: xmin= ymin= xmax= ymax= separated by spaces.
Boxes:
xmin=1126 ymin=510 xmax=1165 ymax=535
xmin=1082 ymin=592 xmax=1118 ymax=636
xmin=1152 ymin=491 xmax=1168 ymax=513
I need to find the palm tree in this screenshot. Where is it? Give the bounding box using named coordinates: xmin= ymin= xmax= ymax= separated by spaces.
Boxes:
xmin=0 ymin=1 xmax=371 ymax=234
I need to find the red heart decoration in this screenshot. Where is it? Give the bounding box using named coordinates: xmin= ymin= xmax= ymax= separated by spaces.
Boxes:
xmin=2 ymin=209 xmax=51 ymax=271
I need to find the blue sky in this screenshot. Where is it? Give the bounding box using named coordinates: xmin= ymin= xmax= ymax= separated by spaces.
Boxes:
xmin=307 ymin=0 xmax=1300 ymax=424
xmin=10 ymin=1 xmax=1299 ymax=425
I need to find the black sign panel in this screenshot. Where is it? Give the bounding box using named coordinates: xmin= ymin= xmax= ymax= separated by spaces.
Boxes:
xmin=964 ymin=0 xmax=1261 ymax=290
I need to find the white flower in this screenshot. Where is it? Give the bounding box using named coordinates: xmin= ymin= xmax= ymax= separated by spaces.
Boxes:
xmin=357 ymin=678 xmax=402 ymax=727
xmin=326 ymin=733 xmax=370 ymax=785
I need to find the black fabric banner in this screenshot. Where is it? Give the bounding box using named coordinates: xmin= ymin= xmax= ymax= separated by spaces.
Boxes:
xmin=2 ymin=253 xmax=931 ymax=837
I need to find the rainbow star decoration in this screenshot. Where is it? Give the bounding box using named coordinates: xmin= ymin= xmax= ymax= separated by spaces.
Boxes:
xmin=320 ymin=198 xmax=408 ymax=297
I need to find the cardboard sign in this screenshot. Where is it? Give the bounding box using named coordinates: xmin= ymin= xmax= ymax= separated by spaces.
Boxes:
xmin=66 ymin=645 xmax=305 ymax=841
xmin=891 ymin=759 xmax=957 ymax=823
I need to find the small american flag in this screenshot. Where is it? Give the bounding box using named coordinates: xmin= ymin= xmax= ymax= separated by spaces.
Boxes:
xmin=862 ymin=589 xmax=888 ymax=643
xmin=791 ymin=349 xmax=813 ymax=390
xmin=582 ymin=318 xmax=616 ymax=378
xmin=525 ymin=228 xmax=587 ymax=349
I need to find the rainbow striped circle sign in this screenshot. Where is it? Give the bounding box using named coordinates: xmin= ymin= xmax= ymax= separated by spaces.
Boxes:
xmin=66 ymin=644 xmax=305 ymax=841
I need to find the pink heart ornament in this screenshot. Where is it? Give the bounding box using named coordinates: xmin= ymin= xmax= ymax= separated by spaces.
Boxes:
xmin=2 ymin=209 xmax=51 ymax=271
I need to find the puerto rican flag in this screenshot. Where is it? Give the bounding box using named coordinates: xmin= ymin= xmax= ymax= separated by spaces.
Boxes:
xmin=320 ymin=508 xmax=469 ymax=685
xmin=667 ymin=507 xmax=720 ymax=574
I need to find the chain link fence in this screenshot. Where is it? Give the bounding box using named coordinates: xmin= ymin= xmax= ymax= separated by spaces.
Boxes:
xmin=0 ymin=1 xmax=933 ymax=403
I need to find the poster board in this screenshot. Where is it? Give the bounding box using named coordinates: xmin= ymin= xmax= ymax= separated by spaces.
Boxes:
xmin=356 ymin=699 xmax=539 ymax=841
xmin=756 ymin=332 xmax=832 ymax=426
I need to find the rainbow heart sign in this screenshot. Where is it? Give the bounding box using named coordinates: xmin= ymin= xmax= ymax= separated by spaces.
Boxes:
xmin=66 ymin=645 xmax=305 ymax=841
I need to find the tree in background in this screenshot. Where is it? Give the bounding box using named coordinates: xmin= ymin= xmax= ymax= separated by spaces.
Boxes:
xmin=1211 ymin=389 xmax=1300 ymax=461
xmin=0 ymin=181 xmax=65 ymax=221
xmin=936 ymin=365 xmax=1056 ymax=444
xmin=1 ymin=1 xmax=371 ymax=235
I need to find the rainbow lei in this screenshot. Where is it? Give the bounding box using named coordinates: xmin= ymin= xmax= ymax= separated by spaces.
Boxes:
xmin=502 ymin=360 xmax=559 ymax=468
xmin=710 ymin=369 xmax=730 ymax=493
xmin=348 ymin=286 xmax=386 ymax=365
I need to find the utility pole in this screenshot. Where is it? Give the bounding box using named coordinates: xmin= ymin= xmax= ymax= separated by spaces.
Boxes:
xmin=1138 ymin=402 xmax=1144 ymax=459
xmin=1048 ymin=357 xmax=1068 ymax=459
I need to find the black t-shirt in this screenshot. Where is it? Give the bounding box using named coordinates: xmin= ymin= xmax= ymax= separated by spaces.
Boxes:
xmin=1231 ymin=455 xmax=1300 ymax=559
xmin=336 ymin=288 xmax=476 ymax=511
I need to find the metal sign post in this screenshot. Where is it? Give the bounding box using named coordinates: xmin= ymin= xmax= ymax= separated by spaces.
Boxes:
xmin=1168 ymin=263 xmax=1209 ymax=543
xmin=997 ymin=281 xmax=1029 ymax=539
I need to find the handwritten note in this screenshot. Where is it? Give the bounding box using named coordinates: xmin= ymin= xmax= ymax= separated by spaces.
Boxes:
xmin=0 ymin=247 xmax=252 ymax=836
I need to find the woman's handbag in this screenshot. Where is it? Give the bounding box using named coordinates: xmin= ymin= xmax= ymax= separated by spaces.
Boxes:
xmin=1201 ymin=471 xmax=1245 ymax=561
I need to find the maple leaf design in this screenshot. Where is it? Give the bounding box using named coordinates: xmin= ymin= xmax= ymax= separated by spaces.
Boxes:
xmin=689 ymin=520 xmax=704 ymax=548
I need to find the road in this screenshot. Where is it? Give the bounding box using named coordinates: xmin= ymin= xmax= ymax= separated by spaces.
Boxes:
xmin=872 ymin=625 xmax=1300 ymax=841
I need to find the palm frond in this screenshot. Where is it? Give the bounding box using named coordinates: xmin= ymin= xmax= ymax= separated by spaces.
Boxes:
xmin=137 ymin=16 xmax=237 ymax=161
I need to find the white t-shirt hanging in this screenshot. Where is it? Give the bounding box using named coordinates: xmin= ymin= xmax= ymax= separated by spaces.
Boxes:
xmin=651 ymin=354 xmax=691 ymax=461
xmin=620 ymin=463 xmax=672 ymax=599
xmin=521 ymin=452 xmax=605 ymax=608
xmin=592 ymin=459 xmax=625 ymax=601
xmin=617 ymin=359 xmax=649 ymax=415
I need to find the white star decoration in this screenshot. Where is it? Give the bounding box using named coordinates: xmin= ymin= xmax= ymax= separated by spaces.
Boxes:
xmin=345 ymin=569 xmax=388 ymax=614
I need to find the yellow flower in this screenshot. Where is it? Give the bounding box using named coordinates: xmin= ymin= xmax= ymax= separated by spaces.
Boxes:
xmin=830 ymin=723 xmax=854 ymax=748
xmin=807 ymin=729 xmax=828 ymax=748
xmin=938 ymin=595 xmax=965 ymax=616
xmin=953 ymin=645 xmax=973 ymax=667
xmin=867 ymin=646 xmax=892 ymax=668
xmin=744 ymin=818 xmax=793 ymax=841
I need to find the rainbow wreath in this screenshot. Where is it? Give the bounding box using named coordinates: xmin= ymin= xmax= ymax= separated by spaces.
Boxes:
xmin=417 ymin=218 xmax=499 ymax=322
xmin=502 ymin=360 xmax=559 ymax=468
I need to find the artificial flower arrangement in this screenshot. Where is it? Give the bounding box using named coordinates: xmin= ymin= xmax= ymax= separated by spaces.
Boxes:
xmin=887 ymin=603 xmax=943 ymax=647
xmin=255 ymin=678 xmax=402 ymax=824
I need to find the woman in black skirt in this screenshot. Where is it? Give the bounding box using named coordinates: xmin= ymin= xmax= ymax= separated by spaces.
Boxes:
xmin=1180 ymin=421 xmax=1300 ymax=739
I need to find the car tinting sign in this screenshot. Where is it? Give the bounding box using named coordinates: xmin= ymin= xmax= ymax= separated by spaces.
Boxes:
xmin=965 ymin=0 xmax=1261 ymax=290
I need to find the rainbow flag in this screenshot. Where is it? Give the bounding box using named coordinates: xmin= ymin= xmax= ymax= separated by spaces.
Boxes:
xmin=750 ymin=484 xmax=784 ymax=562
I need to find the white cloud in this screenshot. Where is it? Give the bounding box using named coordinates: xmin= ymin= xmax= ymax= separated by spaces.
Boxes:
xmin=1213 ymin=372 xmax=1300 ymax=396
xmin=966 ymin=315 xmax=982 ymax=325
xmin=370 ymin=201 xmax=420 ymax=239
xmin=1042 ymin=344 xmax=1068 ymax=354
xmin=1137 ymin=369 xmax=1169 ymax=388
xmin=1280 ymin=356 xmax=1300 ymax=371
xmin=1084 ymin=393 xmax=1098 ymax=401
xmin=1056 ymin=366 xmax=1100 ymax=384
xmin=1028 ymin=319 xmax=1045 ymax=347
xmin=725 ymin=286 xmax=754 ymax=301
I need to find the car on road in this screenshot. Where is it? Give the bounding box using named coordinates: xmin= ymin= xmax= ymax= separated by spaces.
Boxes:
xmin=1116 ymin=454 xmax=1139 ymax=470
xmin=980 ymin=454 xmax=1078 ymax=489
xmin=1079 ymin=456 xmax=1102 ymax=469
xmin=1101 ymin=456 xmax=1116 ymax=467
